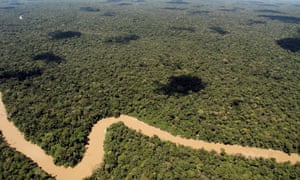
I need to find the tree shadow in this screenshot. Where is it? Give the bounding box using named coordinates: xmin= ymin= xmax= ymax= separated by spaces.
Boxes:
xmin=0 ymin=68 xmax=42 ymax=81
xmin=104 ymin=34 xmax=140 ymax=43
xmin=162 ymin=7 xmax=187 ymax=11
xmin=80 ymin=7 xmax=100 ymax=12
xmin=210 ymin=26 xmax=229 ymax=35
xmin=156 ymin=75 xmax=206 ymax=96
xmin=258 ymin=3 xmax=279 ymax=7
xmin=106 ymin=0 xmax=122 ymax=2
xmin=246 ymin=19 xmax=266 ymax=25
xmin=48 ymin=31 xmax=81 ymax=40
xmin=258 ymin=15 xmax=300 ymax=23
xmin=255 ymin=9 xmax=284 ymax=14
xmin=276 ymin=38 xmax=300 ymax=52
xmin=32 ymin=52 xmax=63 ymax=63
xmin=0 ymin=6 xmax=15 ymax=10
xmin=102 ymin=11 xmax=116 ymax=16
xmin=219 ymin=7 xmax=241 ymax=12
xmin=166 ymin=0 xmax=190 ymax=5
xmin=118 ymin=3 xmax=132 ymax=6
xmin=189 ymin=10 xmax=210 ymax=15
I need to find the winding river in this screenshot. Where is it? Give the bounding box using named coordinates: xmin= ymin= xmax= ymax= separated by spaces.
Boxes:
xmin=0 ymin=92 xmax=299 ymax=179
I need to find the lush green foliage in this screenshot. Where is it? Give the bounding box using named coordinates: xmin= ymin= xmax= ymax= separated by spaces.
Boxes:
xmin=89 ymin=123 xmax=300 ymax=179
xmin=0 ymin=133 xmax=53 ymax=179
xmin=0 ymin=0 xmax=299 ymax=168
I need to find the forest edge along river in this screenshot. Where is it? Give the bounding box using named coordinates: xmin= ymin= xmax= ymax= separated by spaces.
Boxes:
xmin=0 ymin=92 xmax=299 ymax=180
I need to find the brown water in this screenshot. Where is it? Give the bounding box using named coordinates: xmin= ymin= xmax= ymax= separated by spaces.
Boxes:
xmin=0 ymin=92 xmax=299 ymax=179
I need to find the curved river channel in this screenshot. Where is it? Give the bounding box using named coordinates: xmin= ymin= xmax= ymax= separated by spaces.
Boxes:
xmin=0 ymin=93 xmax=299 ymax=179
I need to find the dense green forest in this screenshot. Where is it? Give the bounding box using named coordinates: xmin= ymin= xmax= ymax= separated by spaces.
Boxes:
xmin=89 ymin=123 xmax=300 ymax=179
xmin=0 ymin=133 xmax=53 ymax=179
xmin=0 ymin=0 xmax=299 ymax=175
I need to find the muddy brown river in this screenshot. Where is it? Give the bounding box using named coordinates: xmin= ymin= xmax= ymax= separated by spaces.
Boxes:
xmin=0 ymin=92 xmax=299 ymax=179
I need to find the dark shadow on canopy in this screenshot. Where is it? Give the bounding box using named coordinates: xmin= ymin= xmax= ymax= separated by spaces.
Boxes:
xmin=33 ymin=52 xmax=63 ymax=63
xmin=276 ymin=38 xmax=300 ymax=52
xmin=258 ymin=15 xmax=300 ymax=23
xmin=246 ymin=19 xmax=266 ymax=25
xmin=0 ymin=6 xmax=15 ymax=10
xmin=162 ymin=7 xmax=187 ymax=11
xmin=166 ymin=0 xmax=190 ymax=5
xmin=0 ymin=68 xmax=42 ymax=81
xmin=104 ymin=34 xmax=140 ymax=43
xmin=210 ymin=26 xmax=229 ymax=35
xmin=106 ymin=0 xmax=122 ymax=2
xmin=80 ymin=7 xmax=100 ymax=12
xmin=189 ymin=10 xmax=210 ymax=15
xmin=156 ymin=75 xmax=206 ymax=96
xmin=255 ymin=9 xmax=284 ymax=14
xmin=48 ymin=31 xmax=81 ymax=40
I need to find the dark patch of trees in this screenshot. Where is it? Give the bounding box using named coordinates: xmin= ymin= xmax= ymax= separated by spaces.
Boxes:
xmin=230 ymin=98 xmax=243 ymax=107
xmin=157 ymin=75 xmax=206 ymax=95
xmin=9 ymin=2 xmax=24 ymax=5
xmin=258 ymin=15 xmax=300 ymax=23
xmin=162 ymin=7 xmax=187 ymax=11
xmin=166 ymin=0 xmax=190 ymax=5
xmin=80 ymin=7 xmax=100 ymax=12
xmin=276 ymin=38 xmax=300 ymax=52
xmin=255 ymin=9 xmax=283 ymax=14
xmin=210 ymin=26 xmax=229 ymax=35
xmin=169 ymin=26 xmax=195 ymax=32
xmin=103 ymin=12 xmax=116 ymax=16
xmin=48 ymin=31 xmax=82 ymax=40
xmin=106 ymin=0 xmax=122 ymax=2
xmin=0 ymin=68 xmax=42 ymax=81
xmin=104 ymin=34 xmax=140 ymax=43
xmin=219 ymin=8 xmax=240 ymax=12
xmin=247 ymin=19 xmax=266 ymax=25
xmin=118 ymin=3 xmax=132 ymax=6
xmin=189 ymin=10 xmax=210 ymax=15
xmin=258 ymin=3 xmax=279 ymax=7
xmin=0 ymin=6 xmax=15 ymax=10
xmin=32 ymin=52 xmax=63 ymax=63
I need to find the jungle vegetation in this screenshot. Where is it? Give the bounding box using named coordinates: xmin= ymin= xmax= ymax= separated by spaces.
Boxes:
xmin=0 ymin=133 xmax=53 ymax=179
xmin=89 ymin=123 xmax=300 ymax=179
xmin=0 ymin=0 xmax=299 ymax=177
